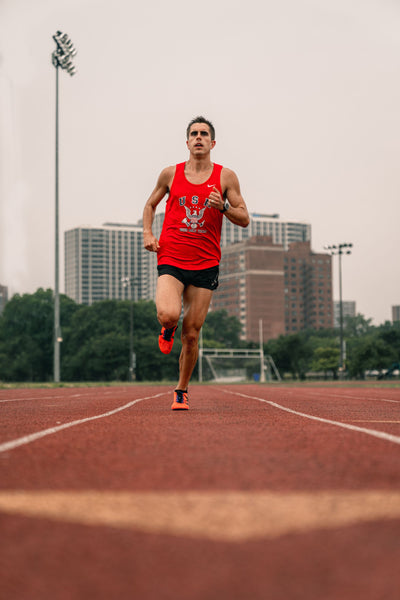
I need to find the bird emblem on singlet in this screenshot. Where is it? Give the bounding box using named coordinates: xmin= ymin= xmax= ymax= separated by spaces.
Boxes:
xmin=182 ymin=206 xmax=206 ymax=230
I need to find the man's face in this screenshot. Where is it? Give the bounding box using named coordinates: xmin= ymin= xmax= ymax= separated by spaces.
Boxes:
xmin=186 ymin=123 xmax=215 ymax=155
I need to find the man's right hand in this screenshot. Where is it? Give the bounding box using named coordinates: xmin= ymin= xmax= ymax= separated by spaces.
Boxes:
xmin=143 ymin=232 xmax=160 ymax=252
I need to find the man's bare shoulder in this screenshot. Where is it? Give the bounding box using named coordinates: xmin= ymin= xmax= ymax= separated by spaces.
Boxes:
xmin=160 ymin=164 xmax=176 ymax=177
xmin=221 ymin=166 xmax=240 ymax=187
xmin=158 ymin=165 xmax=176 ymax=190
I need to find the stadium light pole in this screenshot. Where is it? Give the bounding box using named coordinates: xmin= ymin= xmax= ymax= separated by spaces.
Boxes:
xmin=51 ymin=31 xmax=77 ymax=382
xmin=121 ymin=277 xmax=138 ymax=381
xmin=324 ymin=243 xmax=353 ymax=374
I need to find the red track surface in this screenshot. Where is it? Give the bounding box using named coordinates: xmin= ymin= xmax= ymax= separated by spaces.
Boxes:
xmin=1 ymin=383 xmax=400 ymax=599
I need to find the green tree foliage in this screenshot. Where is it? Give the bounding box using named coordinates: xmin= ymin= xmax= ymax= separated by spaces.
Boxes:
xmin=0 ymin=293 xmax=177 ymax=382
xmin=265 ymin=316 xmax=400 ymax=380
xmin=343 ymin=314 xmax=374 ymax=337
xmin=266 ymin=333 xmax=313 ymax=379
xmin=61 ymin=299 xmax=179 ymax=381
xmin=202 ymin=310 xmax=242 ymax=347
xmin=343 ymin=318 xmax=400 ymax=379
xmin=1 ymin=291 xmax=399 ymax=382
xmin=310 ymin=346 xmax=340 ymax=379
xmin=0 ymin=289 xmax=77 ymax=381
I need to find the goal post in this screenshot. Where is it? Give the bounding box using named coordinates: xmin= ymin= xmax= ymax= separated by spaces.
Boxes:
xmin=198 ymin=348 xmax=281 ymax=383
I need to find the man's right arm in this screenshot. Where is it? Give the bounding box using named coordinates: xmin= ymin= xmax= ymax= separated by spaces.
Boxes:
xmin=142 ymin=166 xmax=174 ymax=252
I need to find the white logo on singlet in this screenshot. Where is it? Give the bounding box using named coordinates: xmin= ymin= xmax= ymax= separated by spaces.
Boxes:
xmin=182 ymin=206 xmax=206 ymax=230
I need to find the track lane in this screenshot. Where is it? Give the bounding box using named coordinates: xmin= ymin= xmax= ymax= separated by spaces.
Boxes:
xmin=1 ymin=384 xmax=399 ymax=600
xmin=0 ymin=386 xmax=167 ymax=445
xmin=224 ymin=387 xmax=400 ymax=445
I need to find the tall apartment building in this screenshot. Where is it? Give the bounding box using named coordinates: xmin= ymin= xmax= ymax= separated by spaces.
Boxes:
xmin=284 ymin=242 xmax=333 ymax=334
xmin=334 ymin=300 xmax=356 ymax=328
xmin=65 ymin=224 xmax=147 ymax=305
xmin=211 ymin=237 xmax=333 ymax=342
xmin=392 ymin=306 xmax=400 ymax=323
xmin=211 ymin=236 xmax=285 ymax=342
xmin=0 ymin=284 xmax=8 ymax=315
xmin=221 ymin=213 xmax=311 ymax=250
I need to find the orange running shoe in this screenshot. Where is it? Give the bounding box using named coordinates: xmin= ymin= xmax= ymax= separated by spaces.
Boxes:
xmin=158 ymin=325 xmax=178 ymax=354
xmin=171 ymin=390 xmax=189 ymax=410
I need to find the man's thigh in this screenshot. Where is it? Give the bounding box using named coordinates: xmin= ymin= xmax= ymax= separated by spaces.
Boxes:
xmin=182 ymin=285 xmax=213 ymax=331
xmin=156 ymin=274 xmax=184 ymax=321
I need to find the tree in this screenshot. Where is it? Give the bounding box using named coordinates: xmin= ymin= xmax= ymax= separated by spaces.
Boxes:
xmin=202 ymin=310 xmax=242 ymax=347
xmin=310 ymin=346 xmax=340 ymax=379
xmin=266 ymin=333 xmax=313 ymax=379
xmin=2 ymin=292 xmax=399 ymax=383
xmin=347 ymin=335 xmax=397 ymax=379
xmin=0 ymin=289 xmax=77 ymax=381
xmin=343 ymin=314 xmax=373 ymax=338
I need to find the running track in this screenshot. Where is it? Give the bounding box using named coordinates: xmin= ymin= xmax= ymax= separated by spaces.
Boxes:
xmin=1 ymin=384 xmax=400 ymax=599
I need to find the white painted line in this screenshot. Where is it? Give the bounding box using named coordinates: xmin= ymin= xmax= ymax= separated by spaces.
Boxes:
xmin=0 ymin=392 xmax=166 ymax=454
xmin=305 ymin=390 xmax=400 ymax=404
xmin=225 ymin=390 xmax=400 ymax=446
xmin=0 ymin=394 xmax=68 ymax=404
xmin=0 ymin=388 xmax=134 ymax=404
xmin=349 ymin=420 xmax=400 ymax=424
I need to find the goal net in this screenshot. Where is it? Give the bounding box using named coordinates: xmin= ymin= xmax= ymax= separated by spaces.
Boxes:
xmin=198 ymin=348 xmax=281 ymax=383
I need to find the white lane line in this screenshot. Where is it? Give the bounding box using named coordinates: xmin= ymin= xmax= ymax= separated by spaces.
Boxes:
xmin=0 ymin=392 xmax=166 ymax=454
xmin=225 ymin=389 xmax=400 ymax=446
xmin=0 ymin=388 xmax=135 ymax=404
xmin=0 ymin=394 xmax=69 ymax=404
xmin=304 ymin=390 xmax=400 ymax=404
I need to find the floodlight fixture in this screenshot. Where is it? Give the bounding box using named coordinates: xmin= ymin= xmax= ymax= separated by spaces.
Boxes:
xmin=52 ymin=30 xmax=77 ymax=76
xmin=324 ymin=242 xmax=354 ymax=375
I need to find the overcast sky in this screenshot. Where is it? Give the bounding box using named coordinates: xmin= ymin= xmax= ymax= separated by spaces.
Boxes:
xmin=1 ymin=0 xmax=399 ymax=324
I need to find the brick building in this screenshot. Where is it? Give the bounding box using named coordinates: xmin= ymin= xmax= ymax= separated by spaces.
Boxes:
xmin=211 ymin=238 xmax=333 ymax=342
xmin=284 ymin=242 xmax=333 ymax=334
xmin=211 ymin=236 xmax=285 ymax=342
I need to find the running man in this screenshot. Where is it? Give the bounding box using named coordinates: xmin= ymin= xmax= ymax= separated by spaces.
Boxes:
xmin=143 ymin=116 xmax=249 ymax=410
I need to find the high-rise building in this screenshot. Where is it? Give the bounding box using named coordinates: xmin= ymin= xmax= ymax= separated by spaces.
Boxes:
xmin=284 ymin=242 xmax=333 ymax=334
xmin=0 ymin=284 xmax=8 ymax=315
xmin=211 ymin=238 xmax=333 ymax=342
xmin=211 ymin=236 xmax=285 ymax=342
xmin=65 ymin=224 xmax=147 ymax=305
xmin=334 ymin=300 xmax=356 ymax=328
xmin=392 ymin=305 xmax=400 ymax=323
xmin=221 ymin=213 xmax=311 ymax=250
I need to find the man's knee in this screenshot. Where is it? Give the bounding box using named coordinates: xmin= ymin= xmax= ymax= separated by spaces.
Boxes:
xmin=157 ymin=307 xmax=180 ymax=328
xmin=182 ymin=327 xmax=200 ymax=349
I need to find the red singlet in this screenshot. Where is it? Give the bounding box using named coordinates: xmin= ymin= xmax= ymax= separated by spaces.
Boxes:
xmin=157 ymin=162 xmax=224 ymax=269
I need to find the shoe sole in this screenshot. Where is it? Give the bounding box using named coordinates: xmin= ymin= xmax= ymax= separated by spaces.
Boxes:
xmin=171 ymin=403 xmax=189 ymax=411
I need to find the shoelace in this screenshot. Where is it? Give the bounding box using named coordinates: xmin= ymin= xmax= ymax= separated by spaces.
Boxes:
xmin=163 ymin=327 xmax=176 ymax=341
xmin=175 ymin=391 xmax=186 ymax=403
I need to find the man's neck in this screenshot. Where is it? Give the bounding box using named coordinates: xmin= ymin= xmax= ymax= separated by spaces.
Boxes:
xmin=185 ymin=155 xmax=213 ymax=173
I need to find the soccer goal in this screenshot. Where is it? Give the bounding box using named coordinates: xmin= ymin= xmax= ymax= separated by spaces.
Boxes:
xmin=198 ymin=347 xmax=281 ymax=383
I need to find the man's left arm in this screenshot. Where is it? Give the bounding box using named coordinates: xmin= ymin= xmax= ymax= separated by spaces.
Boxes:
xmin=220 ymin=168 xmax=250 ymax=228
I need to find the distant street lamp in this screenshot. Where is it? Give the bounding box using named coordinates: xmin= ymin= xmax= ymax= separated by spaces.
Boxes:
xmin=324 ymin=242 xmax=353 ymax=374
xmin=52 ymin=31 xmax=77 ymax=382
xmin=121 ymin=277 xmax=138 ymax=381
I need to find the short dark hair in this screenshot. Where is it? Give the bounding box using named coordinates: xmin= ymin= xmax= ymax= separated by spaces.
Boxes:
xmin=186 ymin=116 xmax=215 ymax=141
